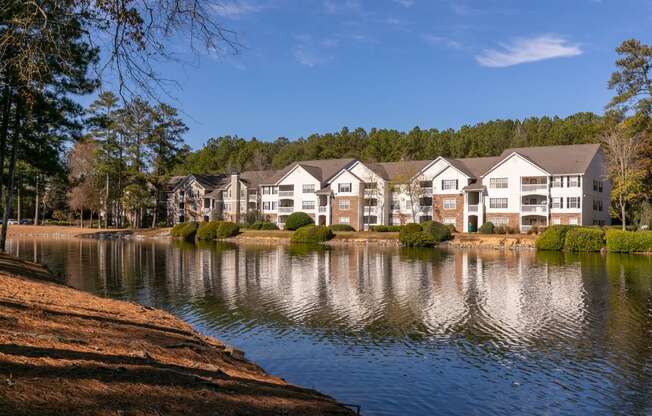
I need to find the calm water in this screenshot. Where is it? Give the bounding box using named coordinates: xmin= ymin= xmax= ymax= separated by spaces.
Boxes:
xmin=7 ymin=237 xmax=652 ymax=416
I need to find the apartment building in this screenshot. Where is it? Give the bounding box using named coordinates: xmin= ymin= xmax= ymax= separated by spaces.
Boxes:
xmin=167 ymin=143 xmax=611 ymax=232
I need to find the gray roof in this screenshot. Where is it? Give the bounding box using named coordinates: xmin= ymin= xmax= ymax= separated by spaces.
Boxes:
xmin=269 ymin=158 xmax=357 ymax=184
xmin=240 ymin=170 xmax=280 ymax=188
xmin=366 ymin=160 xmax=432 ymax=181
xmin=496 ymin=143 xmax=601 ymax=175
xmin=192 ymin=174 xmax=229 ymax=189
xmin=447 ymin=156 xmax=501 ymax=178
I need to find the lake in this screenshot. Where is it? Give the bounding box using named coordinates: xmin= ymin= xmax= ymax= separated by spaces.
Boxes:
xmin=7 ymin=237 xmax=652 ymax=416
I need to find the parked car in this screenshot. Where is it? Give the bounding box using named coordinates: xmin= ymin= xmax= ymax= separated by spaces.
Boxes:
xmin=7 ymin=219 xmax=17 ymax=225
xmin=20 ymin=219 xmax=32 ymax=225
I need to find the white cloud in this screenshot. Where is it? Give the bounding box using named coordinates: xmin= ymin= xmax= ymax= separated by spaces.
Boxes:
xmin=475 ymin=35 xmax=582 ymax=68
xmin=393 ymin=0 xmax=415 ymax=7
xmin=212 ymin=1 xmax=265 ymax=18
xmin=422 ymin=34 xmax=461 ymax=49
xmin=292 ymin=34 xmax=333 ymax=67
xmin=323 ymin=0 xmax=362 ymax=14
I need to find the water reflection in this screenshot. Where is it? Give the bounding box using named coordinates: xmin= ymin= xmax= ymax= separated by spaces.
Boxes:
xmin=7 ymin=237 xmax=652 ymax=416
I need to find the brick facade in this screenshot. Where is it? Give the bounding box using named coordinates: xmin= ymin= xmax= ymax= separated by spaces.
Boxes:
xmin=432 ymin=194 xmax=464 ymax=231
xmin=485 ymin=213 xmax=520 ymax=229
xmin=550 ymin=212 xmax=582 ymax=225
xmin=332 ymin=196 xmax=360 ymax=230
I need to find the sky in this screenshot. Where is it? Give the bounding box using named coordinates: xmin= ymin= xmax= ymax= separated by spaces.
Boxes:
xmin=110 ymin=0 xmax=652 ymax=149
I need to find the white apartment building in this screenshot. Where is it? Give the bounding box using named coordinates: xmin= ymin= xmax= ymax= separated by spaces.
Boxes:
xmin=167 ymin=143 xmax=611 ymax=232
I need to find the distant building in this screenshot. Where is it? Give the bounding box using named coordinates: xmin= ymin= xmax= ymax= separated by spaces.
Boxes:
xmin=166 ymin=143 xmax=611 ymax=232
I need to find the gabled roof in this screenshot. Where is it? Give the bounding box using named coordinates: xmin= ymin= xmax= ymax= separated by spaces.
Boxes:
xmin=191 ymin=174 xmax=229 ymax=189
xmin=271 ymin=158 xmax=357 ymax=184
xmin=447 ymin=156 xmax=501 ymax=178
xmin=164 ymin=176 xmax=186 ymax=192
xmin=365 ymin=160 xmax=432 ymax=181
xmin=240 ymin=170 xmax=279 ymax=188
xmin=496 ymin=143 xmax=601 ymax=175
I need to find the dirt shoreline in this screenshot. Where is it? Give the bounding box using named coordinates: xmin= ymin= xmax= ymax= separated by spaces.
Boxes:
xmin=0 ymin=253 xmax=356 ymax=416
xmin=6 ymin=224 xmax=537 ymax=249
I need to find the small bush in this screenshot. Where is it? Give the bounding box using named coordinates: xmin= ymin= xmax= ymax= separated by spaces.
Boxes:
xmin=249 ymin=221 xmax=279 ymax=230
xmin=400 ymin=231 xmax=435 ymax=247
xmin=479 ymin=222 xmax=495 ymax=234
xmin=217 ymin=222 xmax=240 ymax=238
xmin=536 ymin=225 xmax=573 ymax=251
xmin=196 ymin=221 xmax=222 ymax=240
xmin=171 ymin=221 xmax=198 ymax=241
xmin=606 ymin=229 xmax=652 ymax=253
xmin=329 ymin=224 xmax=355 ymax=232
xmin=284 ymin=212 xmax=314 ymax=230
xmin=371 ymin=225 xmax=401 ymax=232
xmin=446 ymin=223 xmax=456 ymax=233
xmin=421 ymin=221 xmax=452 ymax=242
xmin=291 ymin=225 xmax=334 ymax=243
xmin=564 ymin=227 xmax=605 ymax=252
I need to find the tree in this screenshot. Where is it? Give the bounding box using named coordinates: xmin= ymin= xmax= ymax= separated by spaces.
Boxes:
xmin=68 ymin=139 xmax=99 ymax=228
xmin=600 ymin=128 xmax=645 ymax=229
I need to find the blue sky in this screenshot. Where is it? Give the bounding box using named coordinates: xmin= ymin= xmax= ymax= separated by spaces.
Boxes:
xmin=128 ymin=0 xmax=651 ymax=149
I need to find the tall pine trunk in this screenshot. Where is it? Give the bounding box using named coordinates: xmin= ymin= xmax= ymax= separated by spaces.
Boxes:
xmin=34 ymin=174 xmax=39 ymax=225
xmin=0 ymin=85 xmax=11 ymax=208
xmin=0 ymin=96 xmax=21 ymax=251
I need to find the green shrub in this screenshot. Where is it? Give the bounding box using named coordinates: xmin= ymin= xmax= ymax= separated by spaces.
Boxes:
xmin=400 ymin=231 xmax=435 ymax=247
xmin=421 ymin=221 xmax=452 ymax=242
xmin=249 ymin=221 xmax=279 ymax=230
xmin=370 ymin=225 xmax=401 ymax=232
xmin=606 ymin=229 xmax=652 ymax=253
xmin=564 ymin=227 xmax=605 ymax=252
xmin=329 ymin=224 xmax=355 ymax=232
xmin=291 ymin=225 xmax=335 ymax=243
xmin=479 ymin=222 xmax=495 ymax=234
xmin=171 ymin=221 xmax=198 ymax=241
xmin=284 ymin=212 xmax=314 ymax=230
xmin=536 ymin=225 xmax=574 ymax=251
xmin=216 ymin=222 xmax=240 ymax=238
xmin=196 ymin=221 xmax=222 ymax=240
xmin=445 ymin=223 xmax=456 ymax=233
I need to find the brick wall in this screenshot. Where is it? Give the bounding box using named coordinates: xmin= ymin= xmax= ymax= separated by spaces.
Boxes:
xmin=550 ymin=213 xmax=582 ymax=225
xmin=485 ymin=213 xmax=520 ymax=229
xmin=332 ymin=196 xmax=360 ymax=230
xmin=433 ymin=194 xmax=464 ymax=231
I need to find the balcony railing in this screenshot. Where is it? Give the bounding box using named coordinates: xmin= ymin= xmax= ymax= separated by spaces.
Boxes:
xmin=279 ymin=190 xmax=294 ymax=197
xmin=278 ymin=206 xmax=294 ymax=214
xmin=521 ymin=183 xmax=548 ymax=193
xmin=318 ymin=206 xmax=327 ymax=213
xmin=521 ymin=204 xmax=548 ymax=214
xmin=467 ymin=204 xmax=479 ymax=212
xmin=418 ymin=206 xmax=432 ymax=213
xmin=421 ymin=187 xmax=433 ymax=195
xmin=363 ymin=207 xmax=378 ymax=215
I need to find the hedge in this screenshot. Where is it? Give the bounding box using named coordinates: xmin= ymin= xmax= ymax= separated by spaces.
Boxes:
xmin=479 ymin=222 xmax=494 ymax=234
xmin=196 ymin=221 xmax=222 ymax=240
xmin=564 ymin=227 xmax=605 ymax=252
xmin=371 ymin=225 xmax=402 ymax=232
xmin=284 ymin=212 xmax=314 ymax=230
xmin=249 ymin=221 xmax=279 ymax=230
xmin=170 ymin=221 xmax=198 ymax=241
xmin=421 ymin=221 xmax=452 ymax=242
xmin=399 ymin=223 xmax=435 ymax=247
xmin=291 ymin=225 xmax=334 ymax=243
xmin=535 ymin=225 xmax=573 ymax=251
xmin=606 ymin=229 xmax=652 ymax=253
xmin=217 ymin=222 xmax=240 ymax=238
xmin=329 ymin=224 xmax=355 ymax=232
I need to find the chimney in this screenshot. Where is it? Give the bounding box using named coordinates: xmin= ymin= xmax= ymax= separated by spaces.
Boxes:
xmin=230 ymin=172 xmax=240 ymax=223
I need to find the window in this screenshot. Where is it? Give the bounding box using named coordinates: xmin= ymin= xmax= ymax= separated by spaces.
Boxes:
xmin=489 ymin=198 xmax=508 ymax=209
xmin=443 ymin=217 xmax=456 ymax=225
xmin=567 ymin=197 xmax=581 ymax=209
xmin=391 ymin=200 xmax=400 ymax=210
xmin=302 ymin=184 xmax=315 ymax=193
xmin=338 ymin=183 xmax=352 ymax=193
xmin=492 ymin=217 xmax=509 ymax=225
xmin=568 ymin=176 xmax=580 ymax=187
xmin=203 ymin=198 xmax=211 ymax=208
xmin=552 ymin=197 xmax=562 ymax=209
xmin=364 ymin=182 xmax=377 ymax=190
xmin=593 ymin=180 xmax=603 ymax=192
xmin=593 ymin=200 xmax=603 ymax=212
xmin=338 ymin=199 xmax=351 ymax=210
xmin=443 ymin=199 xmax=456 ymax=210
xmin=569 ymin=217 xmax=578 ymax=225
xmin=262 ymin=186 xmax=277 ymax=195
xmin=552 ymin=217 xmax=561 ymax=225
xmin=263 ymin=201 xmax=277 ymax=211
xmin=552 ymin=177 xmax=563 ymax=188
xmin=490 ymin=178 xmax=508 ymax=189
xmin=420 ymin=215 xmax=433 ymax=223
xmin=441 ymin=179 xmax=458 ymax=191
xmin=420 ymin=197 xmax=433 ymax=207
xmin=302 ymin=200 xmax=315 ymax=210
xmin=363 ymin=216 xmax=378 ymax=224
xmin=339 ymin=216 xmax=350 ymax=224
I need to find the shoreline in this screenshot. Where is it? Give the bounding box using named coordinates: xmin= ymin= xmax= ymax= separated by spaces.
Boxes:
xmin=7 ymin=224 xmax=537 ymax=250
xmin=0 ymin=252 xmax=356 ymax=415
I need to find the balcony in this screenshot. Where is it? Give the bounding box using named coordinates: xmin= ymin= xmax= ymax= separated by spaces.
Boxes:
xmin=467 ymin=204 xmax=479 ymax=213
xmin=363 ymin=207 xmax=378 ymax=215
xmin=278 ymin=206 xmax=294 ymax=214
xmin=421 ymin=187 xmax=433 ymax=195
xmin=418 ymin=206 xmax=432 ymax=214
xmin=279 ymin=190 xmax=294 ymax=197
xmin=318 ymin=206 xmax=327 ymax=213
xmin=521 ymin=204 xmax=548 ymax=214
xmin=521 ymin=183 xmax=548 ymax=193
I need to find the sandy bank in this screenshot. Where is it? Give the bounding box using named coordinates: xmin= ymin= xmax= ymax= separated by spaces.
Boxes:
xmin=0 ymin=253 xmax=355 ymax=416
